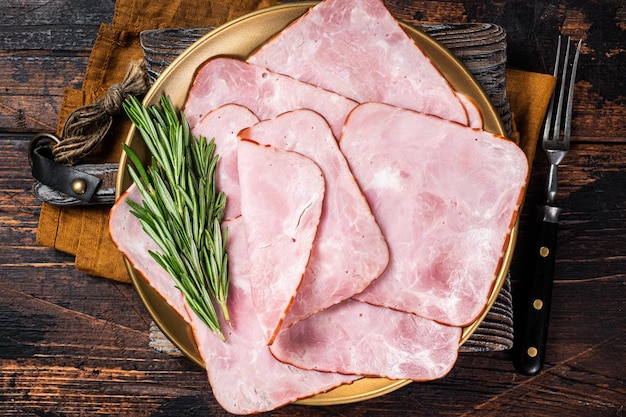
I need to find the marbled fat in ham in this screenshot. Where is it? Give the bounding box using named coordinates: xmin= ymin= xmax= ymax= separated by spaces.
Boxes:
xmin=237 ymin=139 xmax=325 ymax=344
xmin=183 ymin=57 xmax=357 ymax=138
xmin=340 ymin=102 xmax=528 ymax=327
xmin=191 ymin=104 xmax=260 ymax=220
xmin=186 ymin=218 xmax=360 ymax=415
xmin=238 ymin=110 xmax=389 ymax=327
xmin=248 ymin=0 xmax=468 ymax=125
xmin=271 ymin=299 xmax=461 ymax=381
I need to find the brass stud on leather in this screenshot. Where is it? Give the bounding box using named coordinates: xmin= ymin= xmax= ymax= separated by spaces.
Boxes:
xmin=71 ymin=178 xmax=87 ymax=195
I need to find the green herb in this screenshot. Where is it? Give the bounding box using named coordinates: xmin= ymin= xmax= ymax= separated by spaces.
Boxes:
xmin=122 ymin=95 xmax=229 ymax=341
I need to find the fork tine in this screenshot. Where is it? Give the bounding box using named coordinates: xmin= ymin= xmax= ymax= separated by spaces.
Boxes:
xmin=552 ymin=37 xmax=572 ymax=142
xmin=563 ymin=39 xmax=582 ymax=143
xmin=542 ymin=36 xmax=582 ymax=146
xmin=542 ymin=36 xmax=562 ymax=144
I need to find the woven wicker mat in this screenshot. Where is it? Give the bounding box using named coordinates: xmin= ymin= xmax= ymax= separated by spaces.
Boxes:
xmin=142 ymin=22 xmax=515 ymax=354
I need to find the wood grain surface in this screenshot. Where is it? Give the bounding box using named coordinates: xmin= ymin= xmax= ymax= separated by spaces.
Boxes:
xmin=1 ymin=0 xmax=624 ymax=416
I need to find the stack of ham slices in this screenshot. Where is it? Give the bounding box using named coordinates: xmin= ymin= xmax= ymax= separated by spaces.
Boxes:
xmin=109 ymin=0 xmax=529 ymax=414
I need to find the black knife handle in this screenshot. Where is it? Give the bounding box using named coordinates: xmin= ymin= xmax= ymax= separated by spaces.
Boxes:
xmin=514 ymin=206 xmax=560 ymax=375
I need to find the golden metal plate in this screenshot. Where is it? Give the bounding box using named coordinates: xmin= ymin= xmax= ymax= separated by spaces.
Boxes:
xmin=116 ymin=1 xmax=515 ymax=406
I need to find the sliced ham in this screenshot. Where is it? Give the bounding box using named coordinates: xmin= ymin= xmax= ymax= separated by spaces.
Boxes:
xmin=186 ymin=217 xmax=360 ymax=415
xmin=271 ymin=299 xmax=461 ymax=381
xmin=237 ymin=139 xmax=325 ymax=344
xmin=238 ymin=109 xmax=389 ymax=327
xmin=248 ymin=0 xmax=468 ymax=125
xmin=110 ymin=0 xmax=526 ymax=410
xmin=191 ymin=104 xmax=260 ymax=220
xmin=183 ymin=57 xmax=357 ymax=138
xmin=340 ymin=102 xmax=528 ymax=327
xmin=109 ymin=184 xmax=190 ymax=322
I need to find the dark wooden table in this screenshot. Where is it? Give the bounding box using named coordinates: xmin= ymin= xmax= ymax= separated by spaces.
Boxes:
xmin=1 ymin=1 xmax=624 ymax=416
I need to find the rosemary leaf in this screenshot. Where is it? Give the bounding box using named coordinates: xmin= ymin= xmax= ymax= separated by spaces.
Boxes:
xmin=122 ymin=95 xmax=229 ymax=341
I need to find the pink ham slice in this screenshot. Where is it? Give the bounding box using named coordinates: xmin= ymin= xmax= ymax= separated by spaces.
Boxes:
xmin=238 ymin=109 xmax=389 ymax=327
xmin=248 ymin=0 xmax=468 ymax=126
xmin=186 ymin=217 xmax=359 ymax=415
xmin=191 ymin=104 xmax=260 ymax=220
xmin=237 ymin=139 xmax=325 ymax=344
xmin=340 ymin=102 xmax=528 ymax=327
xmin=271 ymin=299 xmax=461 ymax=381
xmin=183 ymin=57 xmax=357 ymax=138
xmin=109 ymin=184 xmax=190 ymax=322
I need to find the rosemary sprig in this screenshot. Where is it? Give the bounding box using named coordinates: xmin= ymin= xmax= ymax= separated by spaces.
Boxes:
xmin=122 ymin=95 xmax=229 ymax=341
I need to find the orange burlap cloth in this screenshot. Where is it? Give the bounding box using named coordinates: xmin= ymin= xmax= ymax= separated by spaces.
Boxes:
xmin=36 ymin=0 xmax=556 ymax=282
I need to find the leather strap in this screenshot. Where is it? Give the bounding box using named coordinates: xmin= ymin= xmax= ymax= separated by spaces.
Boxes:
xmin=29 ymin=133 xmax=118 ymax=205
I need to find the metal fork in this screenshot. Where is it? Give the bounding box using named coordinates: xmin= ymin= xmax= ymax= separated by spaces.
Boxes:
xmin=543 ymin=36 xmax=582 ymax=206
xmin=514 ymin=36 xmax=582 ymax=376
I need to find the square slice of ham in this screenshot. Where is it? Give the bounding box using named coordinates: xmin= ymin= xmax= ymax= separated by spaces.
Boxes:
xmin=271 ymin=298 xmax=461 ymax=381
xmin=237 ymin=139 xmax=325 ymax=344
xmin=340 ymin=102 xmax=529 ymax=327
xmin=248 ymin=0 xmax=469 ymax=125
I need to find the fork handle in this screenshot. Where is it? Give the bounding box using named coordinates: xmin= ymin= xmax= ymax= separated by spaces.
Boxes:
xmin=514 ymin=205 xmax=561 ymax=375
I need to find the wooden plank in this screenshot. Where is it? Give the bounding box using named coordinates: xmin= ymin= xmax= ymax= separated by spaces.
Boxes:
xmin=0 ymin=134 xmax=39 ymax=191
xmin=0 ymin=56 xmax=88 ymax=132
xmin=0 ymin=266 xmax=150 ymax=330
xmin=2 ymin=0 xmax=113 ymax=24
xmin=2 ymin=310 xmax=622 ymax=417
xmin=1 ymin=0 xmax=112 ymax=37
xmin=0 ymin=135 xmax=43 ymax=251
xmin=386 ymin=0 xmax=469 ymax=24
xmin=0 ymin=1 xmax=112 ymax=132
xmin=0 ymin=287 xmax=154 ymax=363
xmin=511 ymin=141 xmax=626 ymax=370
xmin=466 ymin=333 xmax=626 ymax=417
xmin=543 ymin=278 xmax=625 ymax=361
xmin=0 ymin=26 xmax=102 ymax=52
xmin=0 ymin=287 xmax=213 ymax=416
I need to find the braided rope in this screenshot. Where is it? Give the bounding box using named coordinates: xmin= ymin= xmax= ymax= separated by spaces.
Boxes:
xmin=53 ymin=60 xmax=149 ymax=165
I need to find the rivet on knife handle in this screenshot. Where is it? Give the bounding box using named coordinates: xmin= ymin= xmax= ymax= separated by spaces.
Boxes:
xmin=514 ymin=205 xmax=560 ymax=375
